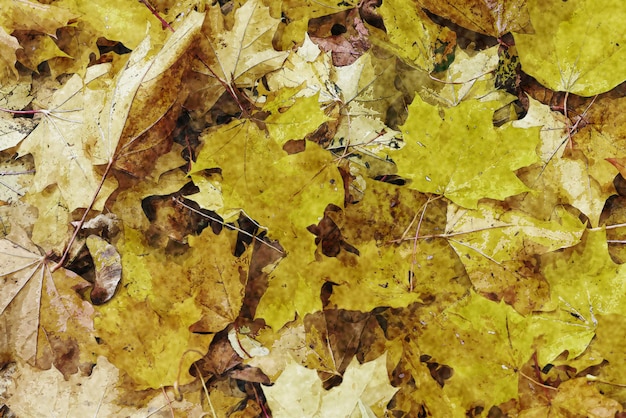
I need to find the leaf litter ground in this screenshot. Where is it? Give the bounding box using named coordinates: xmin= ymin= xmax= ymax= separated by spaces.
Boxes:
xmin=1 ymin=0 xmax=626 ymax=416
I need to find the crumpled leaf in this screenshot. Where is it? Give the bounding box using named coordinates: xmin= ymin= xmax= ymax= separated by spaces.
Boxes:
xmin=514 ymin=0 xmax=626 ymax=96
xmin=394 ymin=95 xmax=540 ymax=208
xmin=264 ymin=352 xmax=397 ymax=418
xmin=509 ymin=96 xmax=613 ymax=226
xmin=86 ymin=235 xmax=121 ymax=305
xmin=549 ymin=378 xmax=623 ymax=416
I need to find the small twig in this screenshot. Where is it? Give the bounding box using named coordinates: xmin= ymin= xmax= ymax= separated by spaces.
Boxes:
xmin=93 ymin=385 xmax=106 ymax=418
xmin=586 ymin=374 xmax=626 ymax=387
xmin=0 ymin=170 xmax=35 ymax=175
xmin=591 ymin=222 xmax=626 ymax=231
xmin=0 ymin=107 xmax=82 ymax=123
xmin=193 ymin=363 xmax=217 ymax=418
xmin=519 ymin=370 xmax=558 ymax=391
xmin=173 ymin=348 xmax=207 ymax=402
xmin=408 ymin=196 xmax=433 ymax=292
xmin=197 ymin=54 xmax=249 ymax=116
xmin=172 ymin=197 xmax=284 ymax=255
xmin=160 ymin=387 xmax=175 ymax=418
xmin=0 ymin=180 xmax=24 ymax=196
xmin=391 ymin=223 xmax=514 ymax=243
xmin=138 ymin=0 xmax=175 ymax=32
xmin=52 ymin=158 xmax=115 ymax=271
xmin=252 ymin=384 xmax=271 ymax=418
xmin=428 ymin=71 xmax=493 ymax=85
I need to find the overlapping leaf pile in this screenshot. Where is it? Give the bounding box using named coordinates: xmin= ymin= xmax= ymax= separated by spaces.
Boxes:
xmin=1 ymin=0 xmax=626 ymax=416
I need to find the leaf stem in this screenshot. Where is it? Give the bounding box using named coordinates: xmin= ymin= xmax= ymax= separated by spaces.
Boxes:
xmin=391 ymin=223 xmax=515 ymax=243
xmin=138 ymin=0 xmax=175 ymax=32
xmin=586 ymin=374 xmax=626 ymax=387
xmin=0 ymin=107 xmax=48 ymax=115
xmin=51 ymin=158 xmax=114 ymax=272
xmin=590 ymin=222 xmax=626 ymax=231
xmin=172 ymin=197 xmax=285 ymax=255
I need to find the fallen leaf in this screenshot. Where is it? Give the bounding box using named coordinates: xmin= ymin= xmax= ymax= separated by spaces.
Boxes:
xmin=418 ymin=291 xmax=534 ymax=411
xmin=93 ymin=226 xmax=249 ymax=388
xmin=86 ymin=235 xmax=121 ymax=305
xmin=264 ymin=352 xmax=397 ymax=417
xmin=4 ymin=356 xmax=204 ymax=417
xmin=188 ymin=0 xmax=288 ymax=117
xmin=445 ymin=201 xmax=584 ymax=313
xmin=0 ymin=27 xmax=20 ymax=80
xmin=375 ymin=0 xmax=439 ymax=71
xmin=394 ymin=95 xmax=540 ymax=208
xmin=416 ymin=0 xmax=531 ymax=37
xmin=514 ymin=0 xmax=626 ymax=96
xmin=0 ymin=233 xmax=97 ymax=377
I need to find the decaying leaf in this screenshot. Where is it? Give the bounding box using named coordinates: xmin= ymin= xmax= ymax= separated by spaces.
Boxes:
xmin=0 ymin=233 xmax=96 ymax=378
xmin=445 ymin=202 xmax=584 ymax=314
xmin=416 ymin=0 xmax=532 ymax=37
xmin=2 ymin=0 xmax=626 ymax=414
xmin=85 ymin=235 xmax=121 ymax=305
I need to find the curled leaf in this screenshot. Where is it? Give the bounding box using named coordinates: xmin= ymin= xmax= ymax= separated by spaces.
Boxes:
xmin=86 ymin=235 xmax=121 ymax=305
